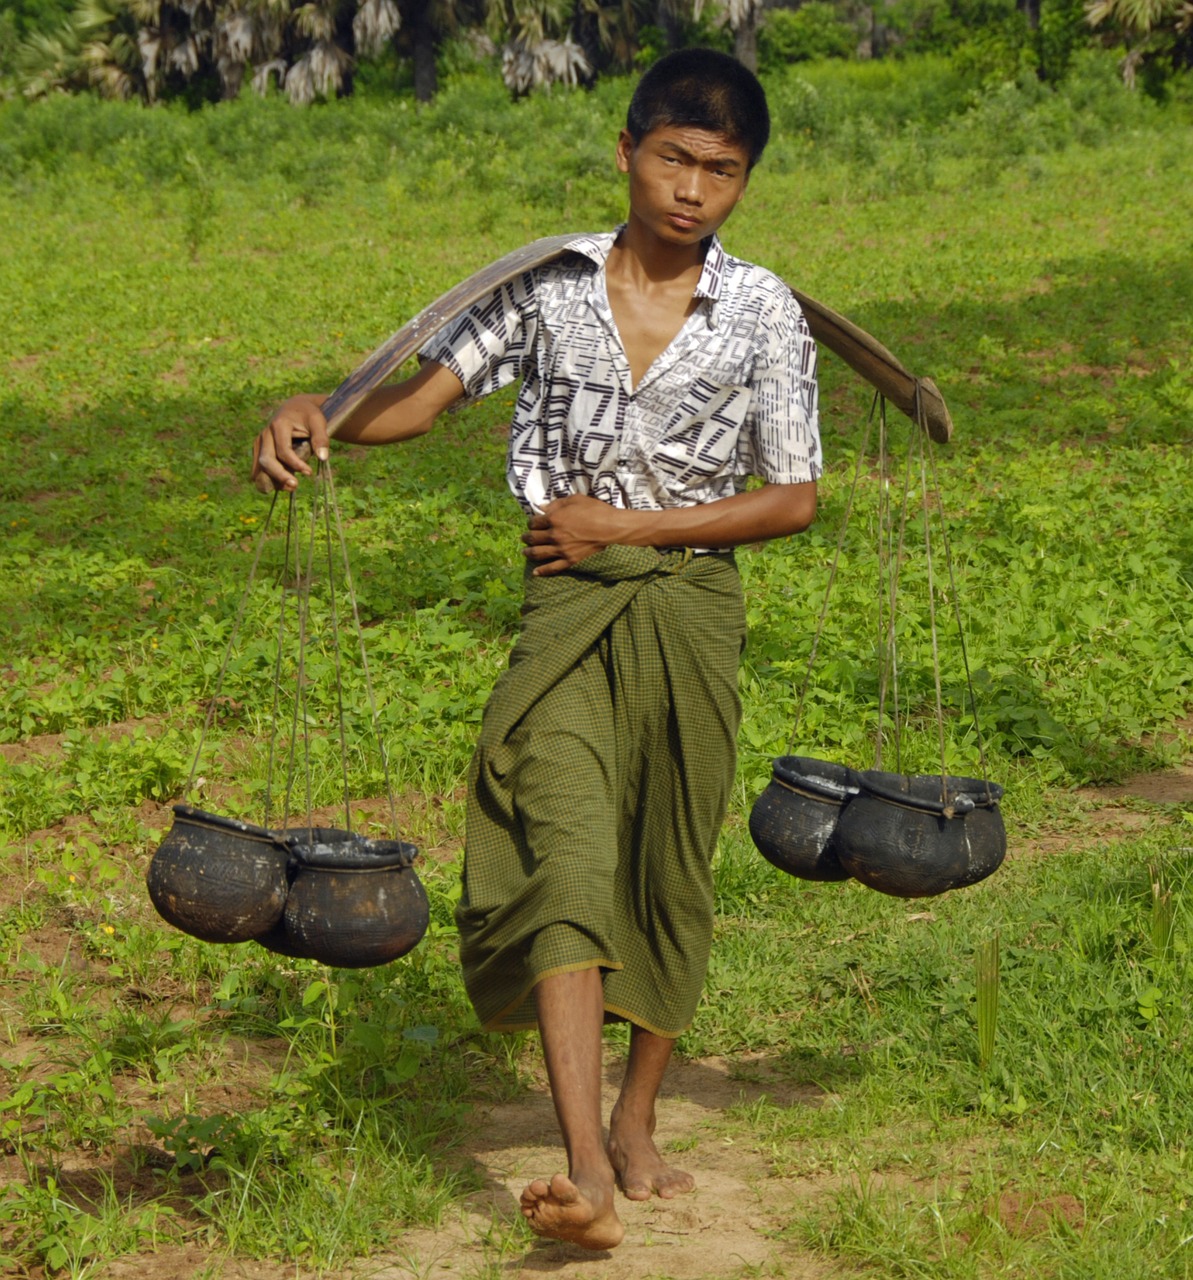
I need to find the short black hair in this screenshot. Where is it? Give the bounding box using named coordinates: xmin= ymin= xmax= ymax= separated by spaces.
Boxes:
xmin=626 ymin=48 xmax=770 ymax=169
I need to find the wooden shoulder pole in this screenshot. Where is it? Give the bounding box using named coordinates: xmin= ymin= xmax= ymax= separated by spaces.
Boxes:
xmin=295 ymin=233 xmax=954 ymax=454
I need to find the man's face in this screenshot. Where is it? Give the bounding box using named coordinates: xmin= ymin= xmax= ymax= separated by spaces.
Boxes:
xmin=617 ymin=125 xmax=751 ymax=247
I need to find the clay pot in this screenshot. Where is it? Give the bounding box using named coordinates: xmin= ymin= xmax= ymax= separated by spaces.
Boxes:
xmin=749 ymin=756 xmax=858 ymax=882
xmin=256 ymin=828 xmax=429 ymax=968
xmin=834 ymin=771 xmax=1006 ymax=899
xmin=146 ymin=805 xmax=289 ymax=943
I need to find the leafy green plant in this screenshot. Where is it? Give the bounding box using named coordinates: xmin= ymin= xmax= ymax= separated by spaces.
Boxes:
xmin=0 ymin=1052 xmax=126 ymax=1154
xmin=759 ymin=4 xmax=857 ymax=70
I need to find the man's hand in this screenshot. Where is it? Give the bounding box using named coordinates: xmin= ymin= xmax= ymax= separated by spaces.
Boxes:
xmin=521 ymin=495 xmax=627 ymax=576
xmin=251 ymin=394 xmax=331 ymax=493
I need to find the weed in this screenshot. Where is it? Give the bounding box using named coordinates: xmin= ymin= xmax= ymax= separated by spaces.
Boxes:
xmin=1 ymin=1164 xmax=175 ymax=1278
xmin=975 ymin=931 xmax=1000 ymax=1074
xmin=1 ymin=1051 xmax=126 ymax=1155
xmin=180 ymin=150 xmax=219 ymax=261
xmin=1149 ymin=862 xmax=1177 ymax=966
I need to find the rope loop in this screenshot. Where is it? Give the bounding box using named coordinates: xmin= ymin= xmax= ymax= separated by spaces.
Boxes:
xmin=785 ymin=383 xmax=993 ymax=796
xmin=185 ymin=464 xmax=403 ymax=840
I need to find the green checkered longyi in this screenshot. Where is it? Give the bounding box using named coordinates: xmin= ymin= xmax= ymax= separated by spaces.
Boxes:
xmin=458 ymin=544 xmax=746 ymax=1037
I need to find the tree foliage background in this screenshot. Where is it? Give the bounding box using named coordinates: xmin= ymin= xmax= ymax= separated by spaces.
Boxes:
xmin=0 ymin=0 xmax=1188 ymax=109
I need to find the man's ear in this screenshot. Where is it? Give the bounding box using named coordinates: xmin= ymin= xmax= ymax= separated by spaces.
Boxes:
xmin=615 ymin=129 xmax=636 ymax=175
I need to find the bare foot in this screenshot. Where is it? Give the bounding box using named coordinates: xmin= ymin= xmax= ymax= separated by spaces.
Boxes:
xmin=607 ymin=1113 xmax=696 ymax=1202
xmin=519 ymin=1172 xmax=625 ymax=1250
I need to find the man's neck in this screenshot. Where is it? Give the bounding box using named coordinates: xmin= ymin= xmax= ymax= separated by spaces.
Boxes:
xmin=610 ymin=216 xmax=708 ymax=289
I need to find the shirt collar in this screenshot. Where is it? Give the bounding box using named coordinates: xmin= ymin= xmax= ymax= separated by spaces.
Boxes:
xmin=693 ymin=236 xmax=726 ymax=302
xmin=565 ymin=227 xmax=727 ymax=325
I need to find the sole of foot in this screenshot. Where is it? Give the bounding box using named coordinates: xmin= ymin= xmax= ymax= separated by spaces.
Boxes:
xmin=520 ymin=1172 xmax=625 ymax=1251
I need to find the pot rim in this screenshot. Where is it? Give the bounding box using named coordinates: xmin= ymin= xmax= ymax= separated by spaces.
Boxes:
xmin=853 ymin=770 xmax=1003 ymax=816
xmin=171 ymin=804 xmax=282 ymax=846
xmin=771 ymin=755 xmax=860 ymax=804
xmin=278 ymin=826 xmax=419 ymax=870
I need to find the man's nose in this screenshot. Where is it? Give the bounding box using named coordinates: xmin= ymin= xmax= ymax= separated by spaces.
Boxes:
xmin=676 ymin=167 xmax=705 ymax=204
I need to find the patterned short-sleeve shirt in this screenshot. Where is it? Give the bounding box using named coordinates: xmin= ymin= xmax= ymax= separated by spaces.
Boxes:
xmin=420 ymin=229 xmax=821 ymax=515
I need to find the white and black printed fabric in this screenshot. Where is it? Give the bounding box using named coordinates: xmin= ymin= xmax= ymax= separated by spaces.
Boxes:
xmin=419 ymin=229 xmax=822 ymax=517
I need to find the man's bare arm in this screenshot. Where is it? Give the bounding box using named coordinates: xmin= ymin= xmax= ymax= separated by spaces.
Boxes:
xmin=521 ymin=482 xmax=817 ymax=576
xmin=251 ymin=360 xmax=466 ymax=492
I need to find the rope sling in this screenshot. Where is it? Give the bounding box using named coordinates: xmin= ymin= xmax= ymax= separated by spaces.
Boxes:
xmin=749 ymin=393 xmax=1007 ymax=899
xmin=147 ymin=458 xmax=429 ymax=967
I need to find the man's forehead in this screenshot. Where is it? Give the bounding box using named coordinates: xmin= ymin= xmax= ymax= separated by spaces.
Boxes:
xmin=641 ymin=125 xmax=749 ymax=164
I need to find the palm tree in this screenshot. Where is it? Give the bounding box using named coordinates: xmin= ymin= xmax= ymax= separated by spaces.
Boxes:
xmin=14 ymin=21 xmax=89 ymax=96
xmin=1086 ymin=0 xmax=1193 ymax=82
xmin=15 ymin=0 xmax=147 ymax=99
xmin=574 ymin=0 xmax=650 ymax=71
xmin=500 ymin=32 xmax=589 ymax=91
xmin=14 ymin=0 xmax=658 ymax=104
xmin=17 ymin=0 xmax=365 ymax=102
xmin=393 ymin=0 xmax=463 ymax=103
xmin=723 ymin=0 xmax=760 ymax=71
xmin=212 ymin=0 xmax=292 ymax=98
xmin=19 ymin=0 xmax=234 ymax=100
xmin=483 ymin=0 xmax=587 ymax=90
xmin=123 ymin=0 xmax=213 ymax=99
xmin=281 ymin=0 xmax=350 ymax=100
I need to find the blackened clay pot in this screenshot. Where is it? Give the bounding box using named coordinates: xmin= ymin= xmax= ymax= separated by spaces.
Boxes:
xmin=749 ymin=756 xmax=859 ymax=882
xmin=257 ymin=828 xmax=429 ymax=968
xmin=834 ymin=772 xmax=1006 ymax=898
xmin=147 ymin=805 xmax=289 ymax=943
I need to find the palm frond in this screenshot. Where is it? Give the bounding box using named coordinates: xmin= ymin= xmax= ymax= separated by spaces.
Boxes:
xmin=82 ymin=25 xmax=142 ymax=95
xmin=1085 ymin=0 xmax=1180 ymax=33
xmin=353 ymin=0 xmax=400 ymax=56
xmin=284 ymin=37 xmax=350 ymax=101
xmin=292 ymin=0 xmax=337 ymax=41
xmin=250 ymin=54 xmax=287 ymax=91
xmin=500 ymin=32 xmax=588 ymax=92
xmin=15 ymin=24 xmax=85 ymax=97
xmin=124 ymin=0 xmax=164 ymax=29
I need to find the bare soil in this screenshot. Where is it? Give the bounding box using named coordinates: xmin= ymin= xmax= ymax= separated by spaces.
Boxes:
xmin=364 ymin=1053 xmax=840 ymax=1280
xmin=1016 ymin=742 xmax=1192 ymax=856
xmin=1084 ymin=762 xmax=1193 ymax=807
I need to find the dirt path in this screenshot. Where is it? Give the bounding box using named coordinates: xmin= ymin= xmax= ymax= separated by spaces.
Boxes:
xmin=1018 ymin=759 xmax=1193 ymax=856
xmin=374 ymin=1052 xmax=837 ymax=1280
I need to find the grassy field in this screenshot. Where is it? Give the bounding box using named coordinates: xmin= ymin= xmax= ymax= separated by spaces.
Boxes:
xmin=1 ymin=55 xmax=1192 ymax=1279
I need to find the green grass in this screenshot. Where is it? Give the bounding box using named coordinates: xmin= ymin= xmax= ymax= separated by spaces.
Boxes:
xmin=0 ymin=52 xmax=1191 ymax=1278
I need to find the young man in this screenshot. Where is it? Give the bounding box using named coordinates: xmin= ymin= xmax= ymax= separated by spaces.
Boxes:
xmin=252 ymin=48 xmax=820 ymax=1251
